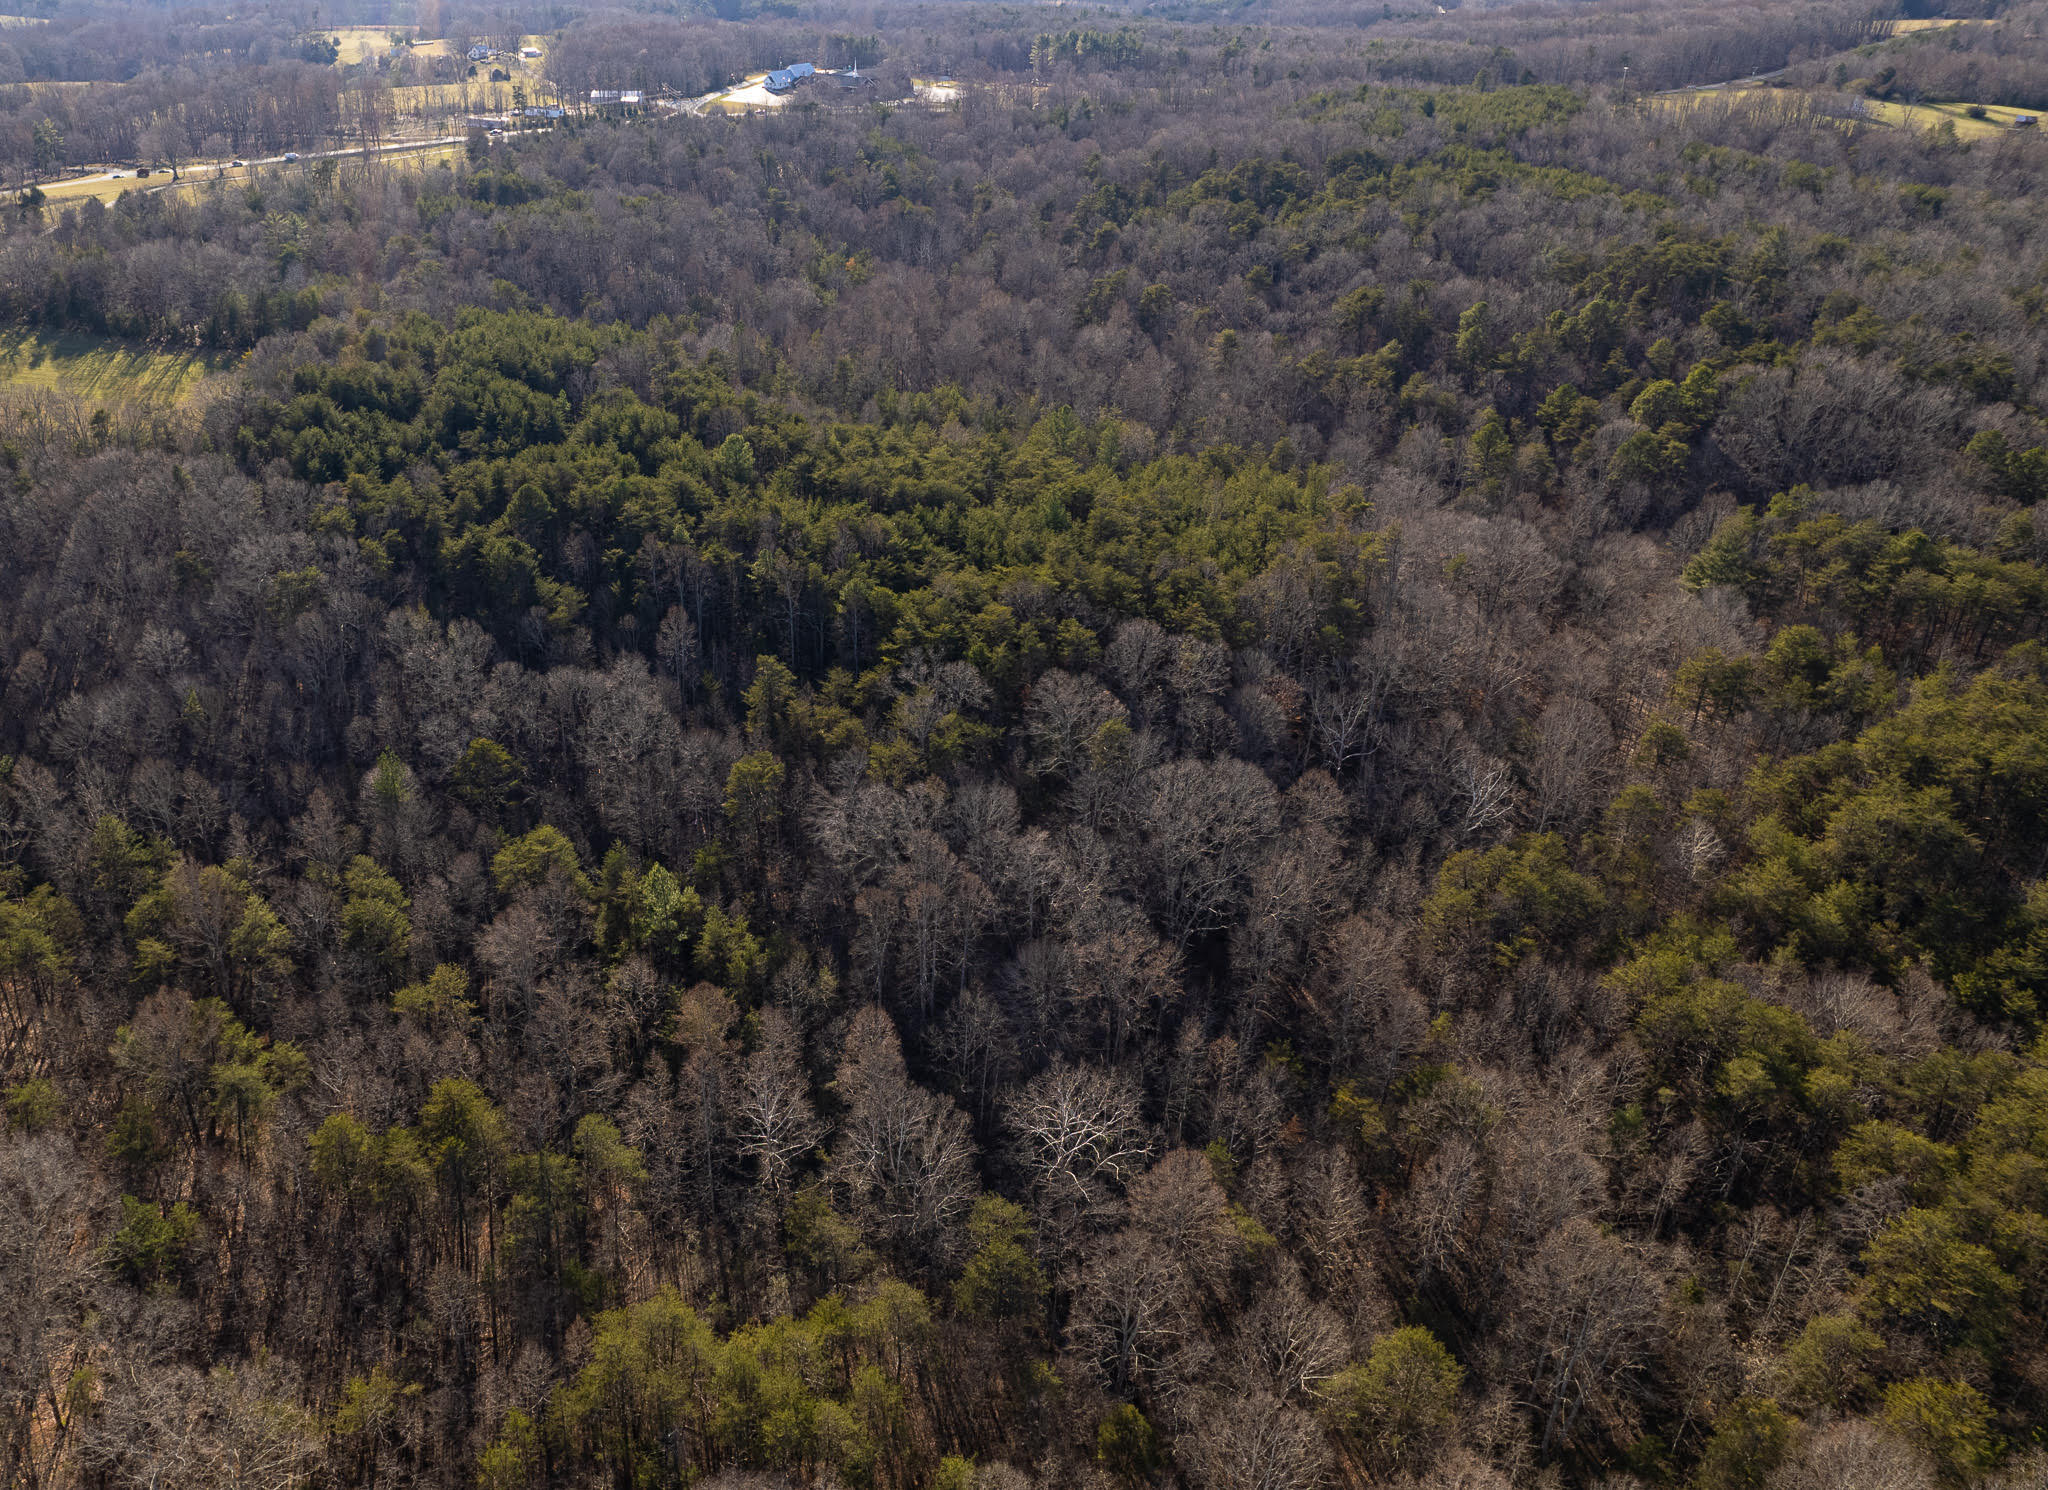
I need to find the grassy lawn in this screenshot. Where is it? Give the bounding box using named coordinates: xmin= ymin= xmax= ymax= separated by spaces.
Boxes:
xmin=345 ymin=141 xmax=465 ymax=174
xmin=0 ymin=331 xmax=238 ymax=407
xmin=39 ymin=171 xmax=141 ymax=205
xmin=321 ymin=27 xmax=410 ymax=65
xmin=40 ymin=166 xmax=228 ymax=207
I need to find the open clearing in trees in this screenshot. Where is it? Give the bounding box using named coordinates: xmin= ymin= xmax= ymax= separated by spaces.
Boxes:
xmin=0 ymin=331 xmax=235 ymax=407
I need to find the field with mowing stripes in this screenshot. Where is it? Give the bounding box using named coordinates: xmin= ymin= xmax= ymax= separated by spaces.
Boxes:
xmin=1880 ymin=16 xmax=1993 ymax=34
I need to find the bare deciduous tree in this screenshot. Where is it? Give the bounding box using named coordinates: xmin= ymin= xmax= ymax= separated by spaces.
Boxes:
xmin=1177 ymin=1388 xmax=1333 ymax=1490
xmin=1137 ymin=758 xmax=1280 ymax=949
xmin=1023 ymin=670 xmax=1128 ymax=780
xmin=0 ymin=1136 xmax=100 ymax=1490
xmin=1526 ymin=697 xmax=1614 ymax=834
xmin=1766 ymin=1420 xmax=1935 ymax=1490
xmin=1453 ymin=753 xmax=1517 ymax=841
xmin=1003 ymin=1061 xmax=1151 ymax=1225
xmin=1065 ymin=1241 xmax=1190 ymax=1397
xmin=1504 ymin=1218 xmax=1666 ymax=1460
xmin=830 ymin=1006 xmax=978 ymax=1267
xmin=1126 ymin=1148 xmax=1240 ymax=1300
xmin=84 ymin=1354 xmax=322 ymax=1490
xmin=732 ymin=1007 xmax=824 ymax=1197
xmin=1233 ymin=1267 xmax=1348 ymax=1403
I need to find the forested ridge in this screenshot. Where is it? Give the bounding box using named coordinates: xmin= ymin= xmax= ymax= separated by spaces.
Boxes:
xmin=3 ymin=2 xmax=2048 ymax=1489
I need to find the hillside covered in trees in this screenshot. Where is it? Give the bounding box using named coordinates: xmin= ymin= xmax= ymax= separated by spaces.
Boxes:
xmin=3 ymin=1 xmax=2048 ymax=1489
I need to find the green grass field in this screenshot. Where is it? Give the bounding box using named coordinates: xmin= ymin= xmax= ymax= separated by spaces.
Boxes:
xmin=0 ymin=331 xmax=238 ymax=407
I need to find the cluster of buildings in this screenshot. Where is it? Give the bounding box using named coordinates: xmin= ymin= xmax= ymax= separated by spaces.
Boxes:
xmin=762 ymin=63 xmax=873 ymax=95
xmin=575 ymin=61 xmax=871 ymax=118
xmin=472 ymin=105 xmax=569 ymax=130
xmin=468 ymin=43 xmax=543 ymax=62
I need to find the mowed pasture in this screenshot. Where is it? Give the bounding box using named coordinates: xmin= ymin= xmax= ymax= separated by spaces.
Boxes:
xmin=0 ymin=331 xmax=236 ymax=407
xmin=1861 ymin=97 xmax=2037 ymax=137
xmin=38 ymin=173 xmax=136 ymax=205
xmin=1655 ymin=86 xmax=2036 ymax=141
xmin=1 ymin=80 xmax=93 ymax=99
xmin=1879 ymin=16 xmax=1994 ymax=34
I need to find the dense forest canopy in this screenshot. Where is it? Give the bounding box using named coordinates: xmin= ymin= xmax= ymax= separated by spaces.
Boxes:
xmin=3 ymin=2 xmax=2048 ymax=1489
